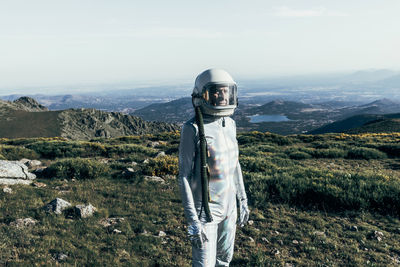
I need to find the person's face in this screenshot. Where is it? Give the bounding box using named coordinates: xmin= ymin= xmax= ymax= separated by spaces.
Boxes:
xmin=209 ymin=86 xmax=229 ymax=106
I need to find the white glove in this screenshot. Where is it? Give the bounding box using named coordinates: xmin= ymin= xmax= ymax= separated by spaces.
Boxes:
xmin=238 ymin=199 xmax=250 ymax=227
xmin=187 ymin=221 xmax=208 ymax=249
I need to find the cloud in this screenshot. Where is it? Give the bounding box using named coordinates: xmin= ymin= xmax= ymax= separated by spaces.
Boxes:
xmin=274 ymin=6 xmax=348 ymax=18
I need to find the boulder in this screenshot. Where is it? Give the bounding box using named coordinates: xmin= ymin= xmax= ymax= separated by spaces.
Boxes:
xmin=44 ymin=198 xmax=72 ymax=214
xmin=0 ymin=160 xmax=36 ymax=185
xmin=20 ymin=159 xmax=42 ymax=168
xmin=73 ymin=203 xmax=97 ymax=218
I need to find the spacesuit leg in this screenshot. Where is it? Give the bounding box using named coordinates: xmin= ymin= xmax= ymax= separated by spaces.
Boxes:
xmin=216 ymin=209 xmax=237 ymax=266
xmin=192 ymin=222 xmax=218 ymax=267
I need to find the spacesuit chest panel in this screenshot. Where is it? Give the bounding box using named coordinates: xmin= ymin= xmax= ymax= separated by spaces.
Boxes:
xmin=203 ymin=118 xmax=238 ymax=210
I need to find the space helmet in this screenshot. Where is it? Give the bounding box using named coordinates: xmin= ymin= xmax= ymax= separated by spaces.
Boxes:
xmin=192 ymin=68 xmax=238 ymax=116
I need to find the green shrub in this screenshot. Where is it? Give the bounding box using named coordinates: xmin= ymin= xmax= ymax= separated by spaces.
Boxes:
xmin=240 ymin=156 xmax=278 ymax=173
xmin=377 ymin=144 xmax=400 ymax=158
xmin=346 ymin=147 xmax=387 ymax=160
xmin=312 ymin=148 xmax=348 ymax=158
xmin=245 ymin=168 xmax=400 ymax=215
xmin=237 ymin=132 xmax=293 ymax=146
xmin=45 ymin=158 xmax=109 ymax=180
xmin=0 ymin=145 xmax=40 ymax=160
xmin=141 ymin=155 xmax=178 ymax=176
xmin=289 ymin=151 xmax=312 ymax=160
xmin=26 ymin=141 xmax=88 ymax=158
xmin=104 ymin=144 xmax=157 ymax=158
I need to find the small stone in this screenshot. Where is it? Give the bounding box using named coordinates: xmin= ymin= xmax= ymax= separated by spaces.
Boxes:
xmin=53 ymin=253 xmax=68 ymax=261
xmin=158 ymin=231 xmax=167 ymax=237
xmin=261 ymin=237 xmax=270 ymax=243
xmin=271 ymin=230 xmax=280 ymax=235
xmin=143 ymin=159 xmax=149 ymax=164
xmin=144 ymin=176 xmax=165 ymax=184
xmin=113 ymin=229 xmax=122 ymax=234
xmin=372 ymin=231 xmax=384 ymax=242
xmin=3 ymin=186 xmax=12 ymax=193
xmin=313 ymin=231 xmax=326 ymax=238
xmin=292 ymin=240 xmax=299 ymax=245
xmin=156 ymin=151 xmax=166 ymax=158
xmin=126 ymin=168 xmax=135 ymax=173
xmin=32 ymin=182 xmax=47 ymax=188
xmin=98 ymin=158 xmax=110 ymax=164
xmin=248 ymin=237 xmax=255 ymax=242
xmin=130 ymin=161 xmax=138 ymax=166
xmin=248 ymin=220 xmax=254 ymax=226
xmin=10 ymin=218 xmax=38 ymax=228
xmin=149 ymin=141 xmax=160 ymax=148
xmin=350 ymin=225 xmax=358 ymax=232
xmin=98 ymin=217 xmax=125 ymax=227
xmin=73 ymin=203 xmax=97 ymax=218
xmin=285 ymin=263 xmax=295 ymax=267
xmin=272 ymin=249 xmax=280 ymax=256
xmin=277 ymin=240 xmax=284 ymax=245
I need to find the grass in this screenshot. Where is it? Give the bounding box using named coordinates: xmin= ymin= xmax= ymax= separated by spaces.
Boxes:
xmin=0 ymin=131 xmax=400 ymax=266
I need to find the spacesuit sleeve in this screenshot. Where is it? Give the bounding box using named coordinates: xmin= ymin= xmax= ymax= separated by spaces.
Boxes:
xmin=234 ymin=162 xmax=247 ymax=201
xmin=178 ymin=123 xmax=199 ymax=224
xmin=232 ymin=120 xmax=247 ymax=201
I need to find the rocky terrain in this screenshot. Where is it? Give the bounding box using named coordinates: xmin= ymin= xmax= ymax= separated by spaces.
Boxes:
xmin=0 ymin=132 xmax=399 ymax=265
xmin=0 ymin=97 xmax=179 ymax=140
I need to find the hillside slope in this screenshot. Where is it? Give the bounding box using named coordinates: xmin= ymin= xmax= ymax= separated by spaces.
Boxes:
xmin=0 ymin=97 xmax=179 ymax=140
xmin=311 ymin=113 xmax=400 ymax=134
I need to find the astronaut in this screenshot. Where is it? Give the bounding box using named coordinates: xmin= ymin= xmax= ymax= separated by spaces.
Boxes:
xmin=178 ymin=69 xmax=250 ymax=266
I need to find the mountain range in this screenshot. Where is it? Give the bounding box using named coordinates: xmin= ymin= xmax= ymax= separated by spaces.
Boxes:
xmin=131 ymin=97 xmax=400 ymax=135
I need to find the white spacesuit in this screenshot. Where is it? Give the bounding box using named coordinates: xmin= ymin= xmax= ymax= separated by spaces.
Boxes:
xmin=179 ymin=69 xmax=250 ymax=266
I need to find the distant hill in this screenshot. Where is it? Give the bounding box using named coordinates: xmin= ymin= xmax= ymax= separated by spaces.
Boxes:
xmin=0 ymin=97 xmax=179 ymax=140
xmin=246 ymin=100 xmax=315 ymax=119
xmin=132 ymin=97 xmax=193 ymax=124
xmin=131 ymin=97 xmax=400 ymax=135
xmin=347 ymin=118 xmax=400 ymax=134
xmin=310 ymin=113 xmax=400 ymax=134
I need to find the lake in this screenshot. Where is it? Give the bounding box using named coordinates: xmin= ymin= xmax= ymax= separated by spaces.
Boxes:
xmin=248 ymin=114 xmax=290 ymax=123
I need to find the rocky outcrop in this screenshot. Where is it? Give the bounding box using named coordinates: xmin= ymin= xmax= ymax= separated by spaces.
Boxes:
xmin=13 ymin=97 xmax=49 ymax=111
xmin=0 ymin=160 xmax=36 ymax=185
xmin=0 ymin=97 xmax=48 ymax=112
xmin=58 ymin=108 xmax=179 ymax=140
xmin=0 ymin=97 xmax=179 ymax=140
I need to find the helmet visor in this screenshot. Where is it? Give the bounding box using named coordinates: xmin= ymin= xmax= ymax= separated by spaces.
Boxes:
xmin=202 ymin=83 xmax=237 ymax=108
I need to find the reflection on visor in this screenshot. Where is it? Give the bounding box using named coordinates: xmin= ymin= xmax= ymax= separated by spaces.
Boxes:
xmin=202 ymin=84 xmax=237 ymax=107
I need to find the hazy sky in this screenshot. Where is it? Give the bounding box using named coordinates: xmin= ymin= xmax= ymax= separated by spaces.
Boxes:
xmin=1 ymin=0 xmax=399 ymax=94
